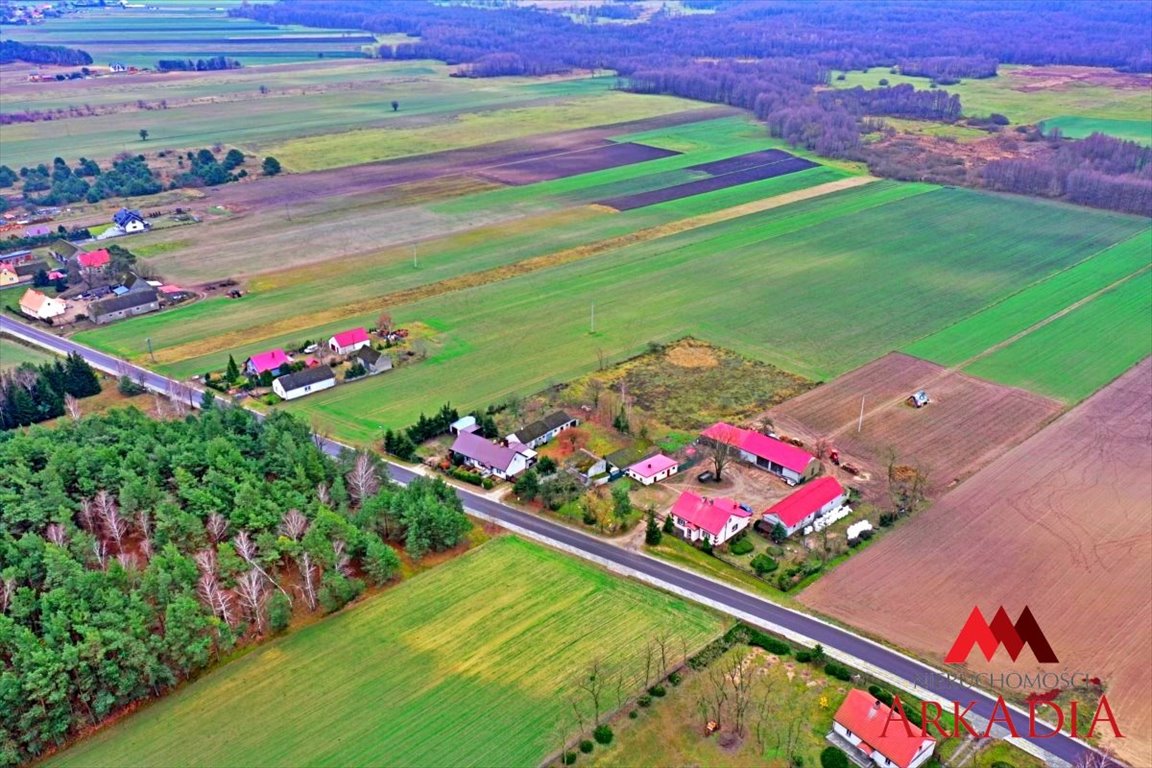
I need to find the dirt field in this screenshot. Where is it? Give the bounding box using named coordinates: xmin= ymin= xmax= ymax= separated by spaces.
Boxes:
xmin=766 ymin=352 xmax=1064 ymax=498
xmin=800 ymin=358 xmax=1152 ymax=766
xmin=475 ymin=141 xmax=680 ymax=185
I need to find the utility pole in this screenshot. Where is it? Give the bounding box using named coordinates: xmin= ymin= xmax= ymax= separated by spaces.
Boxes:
xmin=857 ymin=395 xmax=865 ymax=433
xmin=145 ymin=337 xmax=155 ymax=363
xmin=590 ymin=303 xmax=595 ymax=334
xmin=412 ymin=244 xmax=418 ymax=269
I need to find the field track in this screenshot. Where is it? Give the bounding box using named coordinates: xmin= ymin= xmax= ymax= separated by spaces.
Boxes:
xmin=800 ymin=358 xmax=1152 ymax=767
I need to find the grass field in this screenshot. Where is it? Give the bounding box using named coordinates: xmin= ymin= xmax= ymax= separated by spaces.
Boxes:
xmin=1040 ymin=115 xmax=1152 ymax=144
xmin=46 ymin=536 xmax=726 ymax=768
xmin=965 ymin=269 xmax=1152 ymax=401
xmin=0 ymin=334 xmax=57 ymax=371
xmin=831 ymin=65 xmax=1151 ymax=140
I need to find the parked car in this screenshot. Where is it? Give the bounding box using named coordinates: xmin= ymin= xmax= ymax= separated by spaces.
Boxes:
xmin=697 ymin=470 xmax=715 ymax=483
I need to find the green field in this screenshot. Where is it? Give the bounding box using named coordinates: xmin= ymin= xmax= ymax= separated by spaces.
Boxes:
xmin=965 ymin=269 xmax=1152 ymax=401
xmin=831 ymin=65 xmax=1152 ymax=138
xmin=0 ymin=334 xmax=57 ymax=371
xmin=1040 ymin=116 xmax=1152 ymax=145
xmin=46 ymin=536 xmax=725 ymax=768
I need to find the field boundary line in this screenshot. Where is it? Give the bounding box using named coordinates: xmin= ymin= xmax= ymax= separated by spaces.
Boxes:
xmin=149 ymin=175 xmax=878 ymax=366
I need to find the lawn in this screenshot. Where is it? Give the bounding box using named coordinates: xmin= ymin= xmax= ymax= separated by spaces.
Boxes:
xmin=965 ymin=268 xmax=1152 ymax=402
xmin=0 ymin=334 xmax=57 ymax=371
xmin=905 ymin=228 xmax=1152 ymax=365
xmin=46 ymin=536 xmax=726 ymax=768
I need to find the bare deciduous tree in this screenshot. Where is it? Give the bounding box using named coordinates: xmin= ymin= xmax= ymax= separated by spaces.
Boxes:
xmin=296 ymin=551 xmax=318 ymax=611
xmin=92 ymin=539 xmax=107 ymax=570
xmin=377 ymin=311 xmax=393 ymax=334
xmin=116 ymin=552 xmax=138 ymax=571
xmin=642 ymin=641 xmax=654 ymax=689
xmin=346 ymin=452 xmax=380 ymax=507
xmin=576 ymin=659 xmax=606 ymax=726
xmin=316 ymin=482 xmax=331 ymax=507
xmin=206 ymin=512 xmax=229 ymax=544
xmin=279 ymin=509 xmax=309 ymax=540
xmin=704 ymin=423 xmax=740 ymax=481
xmin=45 ymin=523 xmax=67 ymax=547
xmin=94 ymin=490 xmax=126 ymax=552
xmin=720 ymin=650 xmax=755 ymax=737
xmin=752 ymin=674 xmax=775 ymax=755
xmin=197 ymin=571 xmax=235 ymax=627
xmin=78 ymin=498 xmax=97 ymax=534
xmin=136 ymin=511 xmax=153 ymax=563
xmin=236 ymin=569 xmax=268 ymax=633
xmin=64 ymin=393 xmax=82 ymax=421
xmin=193 ymin=548 xmax=217 ymax=575
xmin=332 ymin=540 xmax=351 ymax=576
xmin=654 ymin=630 xmax=672 ymax=680
xmin=0 ymin=577 xmax=14 ymax=614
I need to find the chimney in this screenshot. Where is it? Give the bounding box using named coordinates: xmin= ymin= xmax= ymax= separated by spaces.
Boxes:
xmin=867 ymin=699 xmax=882 ymax=719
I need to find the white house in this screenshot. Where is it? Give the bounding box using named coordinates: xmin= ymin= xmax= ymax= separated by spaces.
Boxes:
xmin=329 ymin=327 xmax=371 ymax=355
xmin=701 ymin=422 xmax=820 ymax=485
xmin=668 ymin=491 xmax=751 ymax=547
xmin=761 ymin=476 xmax=847 ymax=538
xmin=18 ymin=288 xmax=66 ymax=321
xmin=113 ymin=208 xmax=149 ymax=234
xmin=626 ymin=453 xmax=679 ymax=486
xmin=272 ymin=365 xmax=336 ymax=401
xmin=506 ymin=410 xmax=579 ymax=450
xmin=450 ymin=430 xmax=535 ymax=480
xmin=832 ymin=689 xmax=936 ymax=768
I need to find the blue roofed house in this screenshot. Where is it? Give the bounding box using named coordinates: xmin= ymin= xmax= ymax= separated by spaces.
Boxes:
xmin=113 ymin=208 xmax=149 ymax=234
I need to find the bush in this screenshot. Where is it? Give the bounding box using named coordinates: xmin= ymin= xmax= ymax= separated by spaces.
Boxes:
xmin=266 ymin=591 xmax=292 ymax=633
xmin=795 ymin=650 xmax=812 ymax=663
xmin=593 ymin=725 xmax=613 ymax=745
xmin=628 ymin=710 xmax=638 ymax=719
xmin=117 ymin=375 xmax=146 ymax=396
xmin=699 ymin=538 xmax=713 ymax=554
xmin=729 ymin=537 xmax=754 ymax=555
xmin=821 ymin=747 xmax=849 ymax=768
xmin=792 ymin=756 xmax=804 ymax=767
xmin=451 ymin=467 xmax=484 ymax=486
xmin=481 ymin=477 xmax=495 ymax=490
xmin=668 ymin=671 xmax=682 ymax=686
xmin=637 ymin=694 xmax=652 ymax=708
xmin=824 ymin=661 xmax=852 ymax=682
xmin=648 ymin=684 xmax=666 ymax=698
xmin=579 ymin=740 xmax=594 ymax=754
xmin=318 ymin=573 xmax=365 ymax=614
xmin=868 ymin=685 xmax=894 ymax=706
xmin=562 ymin=751 xmax=577 ymax=765
xmin=750 ymin=553 xmax=778 ymax=575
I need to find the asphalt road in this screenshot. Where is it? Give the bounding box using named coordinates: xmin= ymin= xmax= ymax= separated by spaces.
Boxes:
xmin=1 ymin=315 xmax=1115 ymax=768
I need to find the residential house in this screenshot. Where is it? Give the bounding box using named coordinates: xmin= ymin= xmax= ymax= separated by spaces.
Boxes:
xmin=626 ymin=453 xmax=679 ymax=486
xmin=113 ymin=208 xmax=149 ymax=234
xmin=329 ymin=327 xmax=371 ymax=355
xmin=831 ymin=689 xmax=936 ymax=768
xmin=245 ymin=349 xmax=291 ymax=377
xmin=701 ymin=422 xmax=820 ymax=485
xmin=506 ymin=411 xmax=580 ymax=450
xmin=273 ymin=365 xmax=336 ymax=401
xmin=761 ymin=476 xmax=847 ymax=538
xmin=668 ymin=491 xmax=751 ymax=546
xmin=0 ymin=261 xmax=46 ymax=287
xmin=18 ymin=288 xmax=66 ymax=321
xmin=89 ymin=287 xmax=160 ymax=325
xmin=450 ymin=430 xmax=535 ymax=480
xmin=77 ymin=248 xmax=111 ymax=270
xmin=49 ymin=240 xmax=80 ymax=262
xmin=353 ymin=345 xmax=392 ymax=374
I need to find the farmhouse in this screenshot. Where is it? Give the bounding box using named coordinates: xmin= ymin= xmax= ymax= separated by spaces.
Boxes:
xmin=24 ymin=225 xmax=51 ymax=238
xmin=831 ymin=689 xmax=936 ymax=768
xmin=245 ymin=349 xmax=291 ymax=377
xmin=761 ymin=476 xmax=847 ymax=538
xmin=353 ymin=346 xmax=392 ymax=374
xmin=450 ymin=430 xmax=535 ymax=480
xmin=329 ymin=327 xmax=371 ymax=355
xmin=113 ymin=208 xmax=149 ymax=234
xmin=18 ymin=288 xmax=66 ymax=321
xmin=627 ymin=453 xmax=679 ymax=485
xmin=668 ymin=491 xmax=751 ymax=546
xmin=0 ymin=261 xmax=46 ymax=287
xmin=77 ymin=249 xmax=111 ymax=270
xmin=507 ymin=411 xmax=580 ymax=449
xmin=273 ymin=365 xmax=336 ymax=401
xmin=701 ymin=422 xmax=820 ymax=485
xmin=89 ymin=288 xmax=160 ymax=325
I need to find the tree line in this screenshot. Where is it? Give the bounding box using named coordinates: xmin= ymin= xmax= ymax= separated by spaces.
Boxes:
xmin=0 ymin=354 xmax=102 ymax=430
xmin=0 ymin=407 xmax=473 ymax=766
xmin=0 ymin=40 xmax=92 ymax=67
xmin=155 ymin=56 xmax=241 ymax=72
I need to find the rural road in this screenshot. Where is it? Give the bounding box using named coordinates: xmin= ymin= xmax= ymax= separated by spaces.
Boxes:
xmin=0 ymin=315 xmax=1118 ymax=768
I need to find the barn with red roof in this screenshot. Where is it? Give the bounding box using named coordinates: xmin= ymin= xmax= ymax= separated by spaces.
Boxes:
xmin=701 ymin=421 xmax=820 ymax=485
xmin=831 ymin=688 xmax=936 ymax=768
xmin=328 ymin=327 xmax=371 ymax=355
xmin=668 ymin=491 xmax=751 ymax=546
xmin=761 ymin=476 xmax=847 ymax=537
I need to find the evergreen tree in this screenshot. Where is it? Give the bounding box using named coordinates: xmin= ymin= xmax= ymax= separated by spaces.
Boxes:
xmin=64 ymin=353 xmax=101 ymax=397
xmin=645 ymin=508 xmax=663 ymax=546
xmin=225 ymin=354 xmax=240 ymax=382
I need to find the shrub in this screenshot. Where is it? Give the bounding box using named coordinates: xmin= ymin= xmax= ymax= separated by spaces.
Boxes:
xmin=821 ymin=747 xmax=850 ymax=768
xmin=117 ymin=375 xmax=146 ymax=396
xmin=868 ymin=685 xmax=894 ymax=706
xmin=535 ymin=456 xmax=557 ymax=474
xmin=450 ymin=468 xmax=484 ymax=486
xmin=729 ymin=537 xmax=754 ymax=555
xmin=628 ymin=710 xmax=638 ymax=719
xmin=593 ymin=725 xmax=613 ymax=745
xmin=481 ymin=477 xmax=495 ymax=490
xmin=699 ymin=538 xmax=713 ymax=554
xmin=637 ymin=694 xmax=652 ymax=708
xmin=648 ymin=684 xmax=666 ymax=698
xmin=318 ymin=573 xmax=365 ymax=614
xmin=793 ymin=756 xmax=804 ymax=767
xmin=562 ymin=751 xmax=577 ymax=765
xmin=795 ymin=650 xmax=812 ymax=663
xmin=266 ymin=592 xmax=292 ymax=633
xmin=879 ymin=513 xmax=898 ymax=527
xmin=824 ymin=661 xmax=852 ymax=682
xmin=668 ymin=671 xmax=682 ymax=686
xmin=750 ymin=553 xmax=778 ymax=575
xmin=579 ymin=740 xmax=594 ymax=754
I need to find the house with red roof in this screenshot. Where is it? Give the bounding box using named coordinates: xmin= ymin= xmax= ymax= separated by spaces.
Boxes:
xmin=762 ymin=476 xmax=847 ymax=537
xmin=76 ymin=249 xmax=110 ymax=270
xmin=701 ymin=422 xmax=820 ymax=485
xmin=328 ymin=327 xmax=371 ymax=355
xmin=831 ymin=689 xmax=936 ymax=768
xmin=668 ymin=491 xmax=751 ymax=546
xmin=245 ymin=348 xmax=291 ymax=377
xmin=450 ymin=430 xmax=535 ymax=480
xmin=626 ymin=453 xmax=679 ymax=486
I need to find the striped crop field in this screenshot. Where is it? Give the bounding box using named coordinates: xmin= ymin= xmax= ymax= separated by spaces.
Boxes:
xmin=46 ymin=537 xmax=726 ymax=768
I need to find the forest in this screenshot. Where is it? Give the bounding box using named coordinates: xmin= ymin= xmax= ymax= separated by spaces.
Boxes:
xmin=0 ymin=407 xmax=473 ymax=767
xmin=0 ymin=354 xmax=102 ymax=430
xmin=0 ymin=40 xmax=91 ymax=67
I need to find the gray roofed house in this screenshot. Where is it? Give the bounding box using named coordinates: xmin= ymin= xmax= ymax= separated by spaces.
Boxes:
xmin=450 ymin=430 xmax=535 ymax=479
xmin=506 ymin=410 xmax=580 ymax=449
xmin=273 ymin=365 xmax=336 ymax=401
xmin=89 ymin=287 xmax=160 ymax=325
xmin=354 ymin=345 xmax=393 ymax=374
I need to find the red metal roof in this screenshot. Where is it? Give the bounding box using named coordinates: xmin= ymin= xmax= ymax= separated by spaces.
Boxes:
xmin=701 ymin=422 xmax=815 ymax=474
xmin=834 ymin=689 xmax=935 ymax=768
xmin=628 ymin=453 xmax=678 ymax=478
xmin=246 ymin=349 xmax=290 ymax=374
xmin=331 ymin=327 xmax=370 ymax=348
xmin=77 ymin=249 xmax=110 ymax=268
xmin=670 ymin=491 xmax=749 ymax=537
xmin=763 ymin=476 xmax=845 ymax=528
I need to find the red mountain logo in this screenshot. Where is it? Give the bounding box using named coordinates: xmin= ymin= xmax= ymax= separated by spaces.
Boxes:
xmin=945 ymin=606 xmax=1059 ymax=664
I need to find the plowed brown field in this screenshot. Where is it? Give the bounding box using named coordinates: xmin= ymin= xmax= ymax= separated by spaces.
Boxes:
xmin=766 ymin=352 xmax=1064 ymax=498
xmin=800 ymin=358 xmax=1152 ymax=766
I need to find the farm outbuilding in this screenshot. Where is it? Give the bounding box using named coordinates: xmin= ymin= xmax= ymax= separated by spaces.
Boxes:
xmin=353 ymin=346 xmax=392 ymax=374
xmin=329 ymin=327 xmax=371 ymax=355
xmin=273 ymin=365 xmax=336 ymax=401
xmin=506 ymin=411 xmax=579 ymax=450
xmin=760 ymin=476 xmax=846 ymax=538
xmin=701 ymin=422 xmax=820 ymax=485
xmin=89 ymin=288 xmax=160 ymax=325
